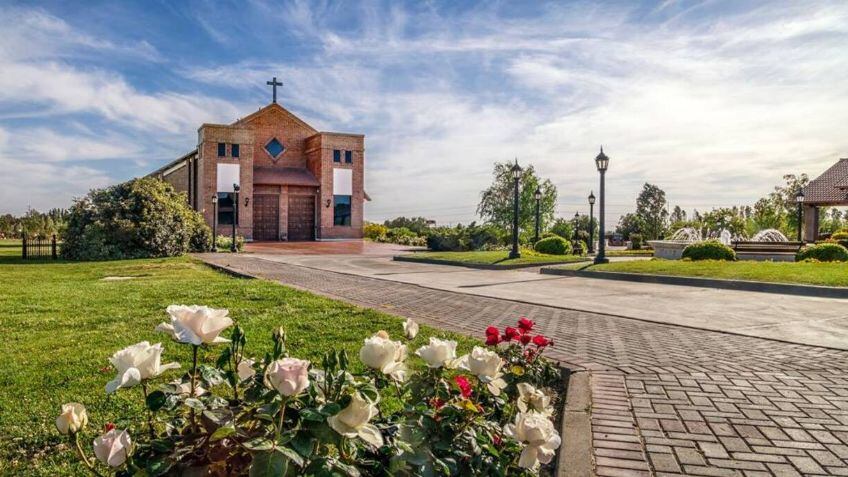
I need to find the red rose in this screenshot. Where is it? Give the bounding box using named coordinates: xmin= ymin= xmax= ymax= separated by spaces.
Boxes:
xmin=485 ymin=332 xmax=502 ymax=346
xmin=430 ymin=397 xmax=445 ymax=409
xmin=504 ymin=327 xmax=521 ymax=341
xmin=485 ymin=326 xmax=499 ymax=336
xmin=104 ymin=422 xmax=116 ymax=432
xmin=520 ymin=334 xmax=532 ymax=345
xmin=493 ymin=434 xmax=503 ymax=446
xmin=454 ymin=375 xmax=473 ymax=398
xmin=533 ymin=335 xmax=552 ymax=347
xmin=517 ymin=317 xmax=534 ymax=333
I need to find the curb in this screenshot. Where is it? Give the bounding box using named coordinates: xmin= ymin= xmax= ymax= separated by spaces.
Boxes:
xmin=540 ymin=267 xmax=848 ymax=299
xmin=559 ymin=371 xmax=594 ymax=477
xmin=393 ymin=255 xmax=590 ymax=270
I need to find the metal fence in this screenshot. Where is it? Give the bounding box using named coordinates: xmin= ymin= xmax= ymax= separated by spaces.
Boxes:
xmin=22 ymin=234 xmax=59 ymax=260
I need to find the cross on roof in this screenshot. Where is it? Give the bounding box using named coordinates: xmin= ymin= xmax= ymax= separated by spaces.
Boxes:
xmin=266 ymin=77 xmax=283 ymax=103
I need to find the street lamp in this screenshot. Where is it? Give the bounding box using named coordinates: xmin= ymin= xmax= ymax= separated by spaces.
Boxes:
xmin=796 ymin=188 xmax=805 ymax=242
xmin=211 ymin=195 xmax=218 ymax=252
xmin=231 ymin=184 xmax=240 ymax=253
xmin=573 ymin=211 xmax=580 ymax=242
xmin=509 ymin=160 xmax=522 ymax=259
xmin=594 ymin=147 xmax=610 ymax=264
xmin=588 ymin=191 xmax=596 ymax=253
xmin=533 ymin=187 xmax=542 ymax=244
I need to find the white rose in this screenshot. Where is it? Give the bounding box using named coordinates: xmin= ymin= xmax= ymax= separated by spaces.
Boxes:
xmin=56 ymin=403 xmax=87 ymax=435
xmin=156 ymin=305 xmax=233 ymax=345
xmin=458 ymin=346 xmax=507 ymax=396
xmin=359 ymin=331 xmax=408 ymax=382
xmin=505 ymin=412 xmax=562 ymax=469
xmin=93 ymin=428 xmax=132 ymax=468
xmin=265 ymin=357 xmax=310 ymax=396
xmin=237 ymin=358 xmax=256 ymax=381
xmin=517 ymin=383 xmax=553 ymax=415
xmin=328 ymin=393 xmax=384 ymax=447
xmin=105 ymin=342 xmax=179 ymax=394
xmin=415 ymin=337 xmax=458 ymax=369
xmin=403 ymin=319 xmax=419 ymax=339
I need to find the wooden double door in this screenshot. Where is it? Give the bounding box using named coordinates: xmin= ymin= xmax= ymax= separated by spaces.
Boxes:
xmin=253 ymin=195 xmax=280 ymax=241
xmin=287 ymin=195 xmax=315 ymax=241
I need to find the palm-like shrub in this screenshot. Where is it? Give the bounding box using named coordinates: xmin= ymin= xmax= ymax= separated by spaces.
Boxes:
xmin=62 ymin=178 xmax=210 ymax=260
xmin=797 ymin=242 xmax=848 ymax=262
xmin=534 ymin=236 xmax=572 ymax=255
xmin=681 ymin=240 xmax=736 ymax=261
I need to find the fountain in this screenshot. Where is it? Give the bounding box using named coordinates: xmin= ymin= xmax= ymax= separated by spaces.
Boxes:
xmin=750 ymin=229 xmax=789 ymax=242
xmin=648 ymin=226 xmax=800 ymax=261
xmin=647 ymin=227 xmax=703 ymax=260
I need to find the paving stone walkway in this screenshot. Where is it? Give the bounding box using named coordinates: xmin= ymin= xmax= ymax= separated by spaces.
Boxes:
xmin=201 ymin=255 xmax=848 ymax=476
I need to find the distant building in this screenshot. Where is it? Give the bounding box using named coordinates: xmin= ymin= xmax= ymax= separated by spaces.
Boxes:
xmin=149 ymin=92 xmax=367 ymax=241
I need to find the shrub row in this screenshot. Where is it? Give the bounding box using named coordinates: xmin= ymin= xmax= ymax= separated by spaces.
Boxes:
xmin=682 ymin=240 xmax=736 ymax=261
xmin=797 ymin=242 xmax=848 ymax=262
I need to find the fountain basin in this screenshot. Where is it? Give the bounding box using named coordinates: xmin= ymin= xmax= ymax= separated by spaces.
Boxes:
xmin=647 ymin=240 xmax=691 ymax=260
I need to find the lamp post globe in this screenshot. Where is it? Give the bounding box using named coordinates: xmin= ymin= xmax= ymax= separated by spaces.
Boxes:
xmin=509 ymin=160 xmax=522 ymax=259
xmin=796 ymin=189 xmax=805 ymax=242
xmin=231 ymin=184 xmax=240 ymax=253
xmin=211 ymin=195 xmax=219 ymax=252
xmin=588 ymin=191 xmax=596 ymax=253
xmin=533 ymin=186 xmax=542 ymax=244
xmin=594 ymin=147 xmax=610 ymax=264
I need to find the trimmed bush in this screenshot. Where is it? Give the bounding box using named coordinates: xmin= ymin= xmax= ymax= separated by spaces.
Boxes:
xmin=534 ymin=235 xmax=572 ymax=255
xmin=62 ymin=178 xmax=211 ymax=260
xmin=681 ymin=240 xmax=736 ymax=261
xmin=796 ymin=242 xmax=848 ymax=262
xmin=830 ymin=231 xmax=848 ymax=249
xmin=571 ymin=240 xmax=587 ymax=256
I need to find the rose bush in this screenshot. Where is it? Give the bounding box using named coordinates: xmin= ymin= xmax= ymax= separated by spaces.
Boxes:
xmin=57 ymin=309 xmax=563 ymax=476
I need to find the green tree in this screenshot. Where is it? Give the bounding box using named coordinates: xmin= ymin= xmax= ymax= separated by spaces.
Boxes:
xmin=699 ymin=208 xmax=747 ymax=237
xmin=477 ymin=162 xmax=557 ymax=235
xmin=670 ymin=205 xmax=686 ymax=225
xmin=383 ymin=216 xmax=431 ymax=236
xmin=615 ymin=213 xmax=645 ymax=240
xmin=635 ymin=183 xmax=668 ymax=240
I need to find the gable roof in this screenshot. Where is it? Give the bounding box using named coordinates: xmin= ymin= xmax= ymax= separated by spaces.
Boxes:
xmin=234 ymin=103 xmax=318 ymax=134
xmin=803 ymin=158 xmax=848 ymax=204
xmin=149 ymin=149 xmax=197 ymax=178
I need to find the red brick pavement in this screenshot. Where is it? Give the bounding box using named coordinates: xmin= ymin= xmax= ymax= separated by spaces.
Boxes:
xmin=200 ymin=255 xmax=848 ymax=476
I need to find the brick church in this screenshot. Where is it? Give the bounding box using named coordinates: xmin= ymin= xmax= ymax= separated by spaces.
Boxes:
xmin=150 ymin=79 xmax=367 ymax=241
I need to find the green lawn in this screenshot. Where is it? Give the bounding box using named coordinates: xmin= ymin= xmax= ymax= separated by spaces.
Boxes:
xmin=400 ymin=249 xmax=589 ymax=267
xmin=0 ymin=246 xmax=477 ymax=476
xmin=560 ymin=258 xmax=848 ymax=287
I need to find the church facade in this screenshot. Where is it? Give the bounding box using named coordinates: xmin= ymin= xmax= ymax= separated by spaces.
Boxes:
xmin=150 ymin=96 xmax=366 ymax=241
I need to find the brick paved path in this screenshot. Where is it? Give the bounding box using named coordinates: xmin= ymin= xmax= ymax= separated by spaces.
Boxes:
xmin=202 ymin=255 xmax=848 ymax=476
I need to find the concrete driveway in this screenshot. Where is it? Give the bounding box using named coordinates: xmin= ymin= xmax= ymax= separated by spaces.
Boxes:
xmin=230 ymin=242 xmax=848 ymax=350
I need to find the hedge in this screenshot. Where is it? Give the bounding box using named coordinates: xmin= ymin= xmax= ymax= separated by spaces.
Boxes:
xmin=534 ymin=236 xmax=572 ymax=255
xmin=796 ymin=242 xmax=848 ymax=262
xmin=681 ymin=240 xmax=736 ymax=261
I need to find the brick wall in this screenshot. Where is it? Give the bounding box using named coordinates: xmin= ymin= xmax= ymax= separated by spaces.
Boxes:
xmin=198 ymin=124 xmax=255 ymax=239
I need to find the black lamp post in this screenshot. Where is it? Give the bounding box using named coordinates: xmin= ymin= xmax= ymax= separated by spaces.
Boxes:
xmin=509 ymin=160 xmax=522 ymax=259
xmin=573 ymin=211 xmax=580 ymax=241
xmin=533 ymin=187 xmax=542 ymax=243
xmin=796 ymin=189 xmax=805 ymax=242
xmin=594 ymin=147 xmax=610 ymax=264
xmin=588 ymin=191 xmax=596 ymax=253
xmin=211 ymin=195 xmax=218 ymax=252
xmin=231 ymin=184 xmax=240 ymax=253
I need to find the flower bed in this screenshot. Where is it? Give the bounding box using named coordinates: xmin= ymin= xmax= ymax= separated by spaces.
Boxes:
xmin=56 ymin=306 xmax=563 ymax=476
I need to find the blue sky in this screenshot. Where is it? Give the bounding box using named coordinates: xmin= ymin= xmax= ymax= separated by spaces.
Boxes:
xmin=1 ymin=0 xmax=847 ymax=227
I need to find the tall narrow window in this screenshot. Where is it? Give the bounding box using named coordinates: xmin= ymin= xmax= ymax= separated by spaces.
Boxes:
xmin=217 ymin=192 xmax=234 ymax=225
xmin=344 ymin=151 xmax=352 ymax=163
xmin=217 ymin=143 xmax=226 ymax=157
xmin=231 ymin=144 xmax=240 ymax=158
xmin=333 ymin=149 xmax=341 ymax=163
xmin=333 ymin=195 xmax=351 ymax=226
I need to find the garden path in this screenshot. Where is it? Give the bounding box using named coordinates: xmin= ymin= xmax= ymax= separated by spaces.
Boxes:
xmin=200 ymin=253 xmax=848 ymax=477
